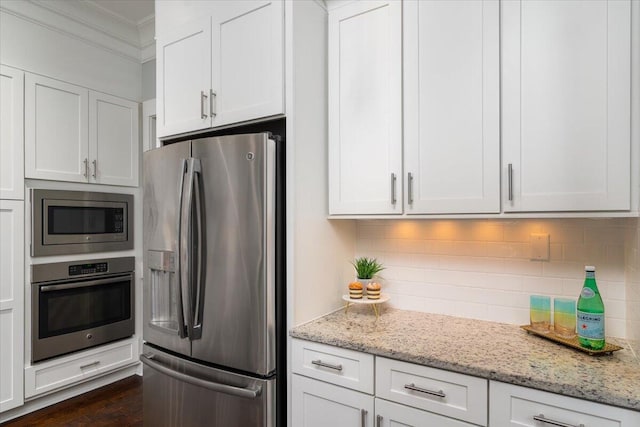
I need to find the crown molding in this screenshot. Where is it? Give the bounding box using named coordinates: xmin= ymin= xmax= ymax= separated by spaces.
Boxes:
xmin=0 ymin=0 xmax=154 ymax=63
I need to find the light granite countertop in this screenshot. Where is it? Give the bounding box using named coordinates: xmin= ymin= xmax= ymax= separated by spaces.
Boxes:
xmin=290 ymin=306 xmax=640 ymax=411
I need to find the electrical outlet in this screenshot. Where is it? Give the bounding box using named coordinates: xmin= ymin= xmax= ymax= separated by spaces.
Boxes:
xmin=530 ymin=233 xmax=550 ymax=261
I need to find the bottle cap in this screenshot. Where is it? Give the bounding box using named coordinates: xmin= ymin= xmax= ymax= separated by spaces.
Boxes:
xmin=585 ymin=265 xmax=596 ymax=272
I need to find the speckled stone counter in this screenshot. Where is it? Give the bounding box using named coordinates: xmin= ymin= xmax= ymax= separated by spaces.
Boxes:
xmin=290 ymin=306 xmax=640 ymax=411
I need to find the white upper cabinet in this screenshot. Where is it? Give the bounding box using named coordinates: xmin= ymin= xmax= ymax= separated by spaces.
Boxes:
xmin=25 ymin=73 xmax=89 ymax=183
xmin=89 ymin=92 xmax=139 ymax=187
xmin=328 ymin=0 xmax=403 ymax=215
xmin=502 ymin=0 xmax=631 ymax=212
xmin=156 ymin=18 xmax=212 ymax=137
xmin=156 ymin=1 xmax=284 ymax=139
xmin=0 ymin=65 xmax=24 ymax=200
xmin=212 ymin=1 xmax=284 ymax=126
xmin=404 ymin=0 xmax=500 ymax=214
xmin=25 ymin=73 xmax=139 ymax=187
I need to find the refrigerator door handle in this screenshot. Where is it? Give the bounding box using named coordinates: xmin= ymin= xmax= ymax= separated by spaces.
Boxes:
xmin=175 ymin=158 xmax=188 ymax=339
xmin=192 ymin=167 xmax=205 ymax=337
xmin=140 ymin=354 xmax=262 ymax=399
xmin=180 ymin=158 xmax=202 ymax=340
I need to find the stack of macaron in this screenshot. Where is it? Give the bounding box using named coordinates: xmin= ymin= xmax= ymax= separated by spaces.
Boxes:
xmin=348 ymin=281 xmax=363 ymax=299
xmin=366 ymin=282 xmax=381 ymax=300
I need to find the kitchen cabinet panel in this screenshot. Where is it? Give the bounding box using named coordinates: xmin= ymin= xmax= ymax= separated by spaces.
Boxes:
xmin=0 ymin=65 xmax=24 ymax=200
xmin=291 ymin=338 xmax=374 ymax=394
xmin=25 ymin=73 xmax=89 ymax=183
xmin=156 ymin=1 xmax=284 ymax=139
xmin=89 ymin=91 xmax=139 ymax=186
xmin=212 ymin=0 xmax=283 ymax=127
xmin=156 ymin=17 xmax=212 ymax=137
xmin=291 ymin=374 xmax=374 ymax=427
xmin=490 ymin=381 xmax=640 ymax=427
xmin=328 ymin=0 xmax=403 ymax=215
xmin=375 ymin=398 xmax=476 ymax=427
xmin=502 ymin=0 xmax=631 ymax=212
xmin=25 ymin=73 xmax=139 ymax=187
xmin=404 ymin=0 xmax=499 ymax=214
xmin=0 ymin=200 xmax=24 ymax=413
xmin=24 ymin=339 xmax=137 ymax=398
xmin=376 ymin=357 xmax=488 ymax=426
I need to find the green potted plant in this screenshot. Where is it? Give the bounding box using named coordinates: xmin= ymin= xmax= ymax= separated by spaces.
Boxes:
xmin=351 ymin=257 xmax=384 ymax=283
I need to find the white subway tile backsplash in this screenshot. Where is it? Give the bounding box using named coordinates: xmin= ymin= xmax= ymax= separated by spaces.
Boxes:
xmin=356 ymin=218 xmax=635 ymax=339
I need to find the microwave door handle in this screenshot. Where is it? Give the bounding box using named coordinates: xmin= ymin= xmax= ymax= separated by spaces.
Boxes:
xmin=192 ymin=166 xmax=204 ymax=338
xmin=39 ymin=274 xmax=132 ymax=292
xmin=176 ymin=159 xmax=188 ymax=339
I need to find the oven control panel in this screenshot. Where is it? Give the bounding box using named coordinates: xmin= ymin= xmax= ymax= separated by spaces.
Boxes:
xmin=69 ymin=262 xmax=108 ymax=276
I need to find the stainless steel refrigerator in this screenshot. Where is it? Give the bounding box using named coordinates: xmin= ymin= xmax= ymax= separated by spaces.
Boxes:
xmin=141 ymin=132 xmax=284 ymax=427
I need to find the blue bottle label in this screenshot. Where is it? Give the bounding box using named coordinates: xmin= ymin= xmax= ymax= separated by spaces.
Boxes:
xmin=577 ymin=310 xmax=604 ymax=340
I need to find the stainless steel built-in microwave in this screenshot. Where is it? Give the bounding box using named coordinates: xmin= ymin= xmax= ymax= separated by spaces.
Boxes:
xmin=31 ymin=189 xmax=133 ymax=256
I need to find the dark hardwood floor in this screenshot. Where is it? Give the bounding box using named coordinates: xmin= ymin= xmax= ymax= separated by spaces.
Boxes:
xmin=2 ymin=375 xmax=142 ymax=427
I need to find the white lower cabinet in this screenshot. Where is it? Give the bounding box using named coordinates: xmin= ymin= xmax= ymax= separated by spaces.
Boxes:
xmin=292 ymin=339 xmax=638 ymax=427
xmin=24 ymin=339 xmax=138 ymax=399
xmin=489 ymin=381 xmax=640 ymax=427
xmin=376 ymin=357 xmax=487 ymax=426
xmin=375 ymin=398 xmax=475 ymax=427
xmin=292 ymin=374 xmax=374 ymax=427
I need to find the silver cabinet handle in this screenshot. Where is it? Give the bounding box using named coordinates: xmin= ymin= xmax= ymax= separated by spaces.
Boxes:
xmin=508 ymin=163 xmax=513 ymax=201
xmin=79 ymin=361 xmax=100 ymax=370
xmin=92 ymin=159 xmax=97 ymax=179
xmin=311 ymin=359 xmax=343 ymax=371
xmin=404 ymin=383 xmax=446 ymax=398
xmin=200 ymin=91 xmax=208 ymax=119
xmin=407 ymin=172 xmax=414 ymax=205
xmin=210 ymin=90 xmax=217 ymax=118
xmin=360 ymin=409 xmax=367 ymax=427
xmin=533 ymin=414 xmax=584 ymax=427
xmin=83 ymin=158 xmax=88 ymax=178
xmin=391 ymin=173 xmax=397 ymax=205
xmin=376 ymin=414 xmax=383 ymax=427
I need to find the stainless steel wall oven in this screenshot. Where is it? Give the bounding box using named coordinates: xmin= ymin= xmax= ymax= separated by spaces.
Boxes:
xmin=31 ymin=257 xmax=135 ymax=362
xmin=31 ymin=189 xmax=133 ymax=256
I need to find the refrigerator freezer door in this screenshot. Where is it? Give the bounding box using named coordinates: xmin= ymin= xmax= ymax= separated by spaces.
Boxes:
xmin=143 ymin=142 xmax=191 ymax=357
xmin=142 ymin=344 xmax=275 ymax=427
xmin=190 ymin=134 xmax=276 ymax=375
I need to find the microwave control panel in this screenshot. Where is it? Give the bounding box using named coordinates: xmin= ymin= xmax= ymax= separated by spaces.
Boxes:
xmin=69 ymin=262 xmax=108 ymax=276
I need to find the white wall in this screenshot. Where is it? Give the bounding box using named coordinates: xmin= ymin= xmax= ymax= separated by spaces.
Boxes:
xmin=626 ymin=219 xmax=640 ymax=358
xmin=287 ymin=0 xmax=357 ymax=326
xmin=0 ymin=6 xmax=142 ymax=101
xmin=356 ymin=218 xmax=633 ymax=338
xmin=142 ymin=60 xmax=156 ymax=101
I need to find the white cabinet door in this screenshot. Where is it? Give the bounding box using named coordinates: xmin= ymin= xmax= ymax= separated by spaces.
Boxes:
xmin=502 ymin=0 xmax=631 ymax=212
xmin=89 ymin=91 xmax=139 ymax=186
xmin=292 ymin=374 xmax=374 ymax=427
xmin=328 ymin=0 xmax=403 ymax=215
xmin=156 ymin=17 xmax=212 ymax=138
xmin=376 ymin=398 xmax=476 ymax=427
xmin=211 ymin=0 xmax=284 ymax=127
xmin=404 ymin=0 xmax=499 ymax=214
xmin=0 ymin=200 xmax=24 ymax=413
xmin=25 ymin=73 xmax=89 ymax=183
xmin=0 ymin=65 xmax=24 ymax=200
xmin=490 ymin=381 xmax=640 ymax=427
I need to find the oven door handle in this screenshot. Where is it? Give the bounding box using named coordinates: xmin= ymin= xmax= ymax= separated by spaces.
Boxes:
xmin=40 ymin=274 xmax=132 ymax=292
